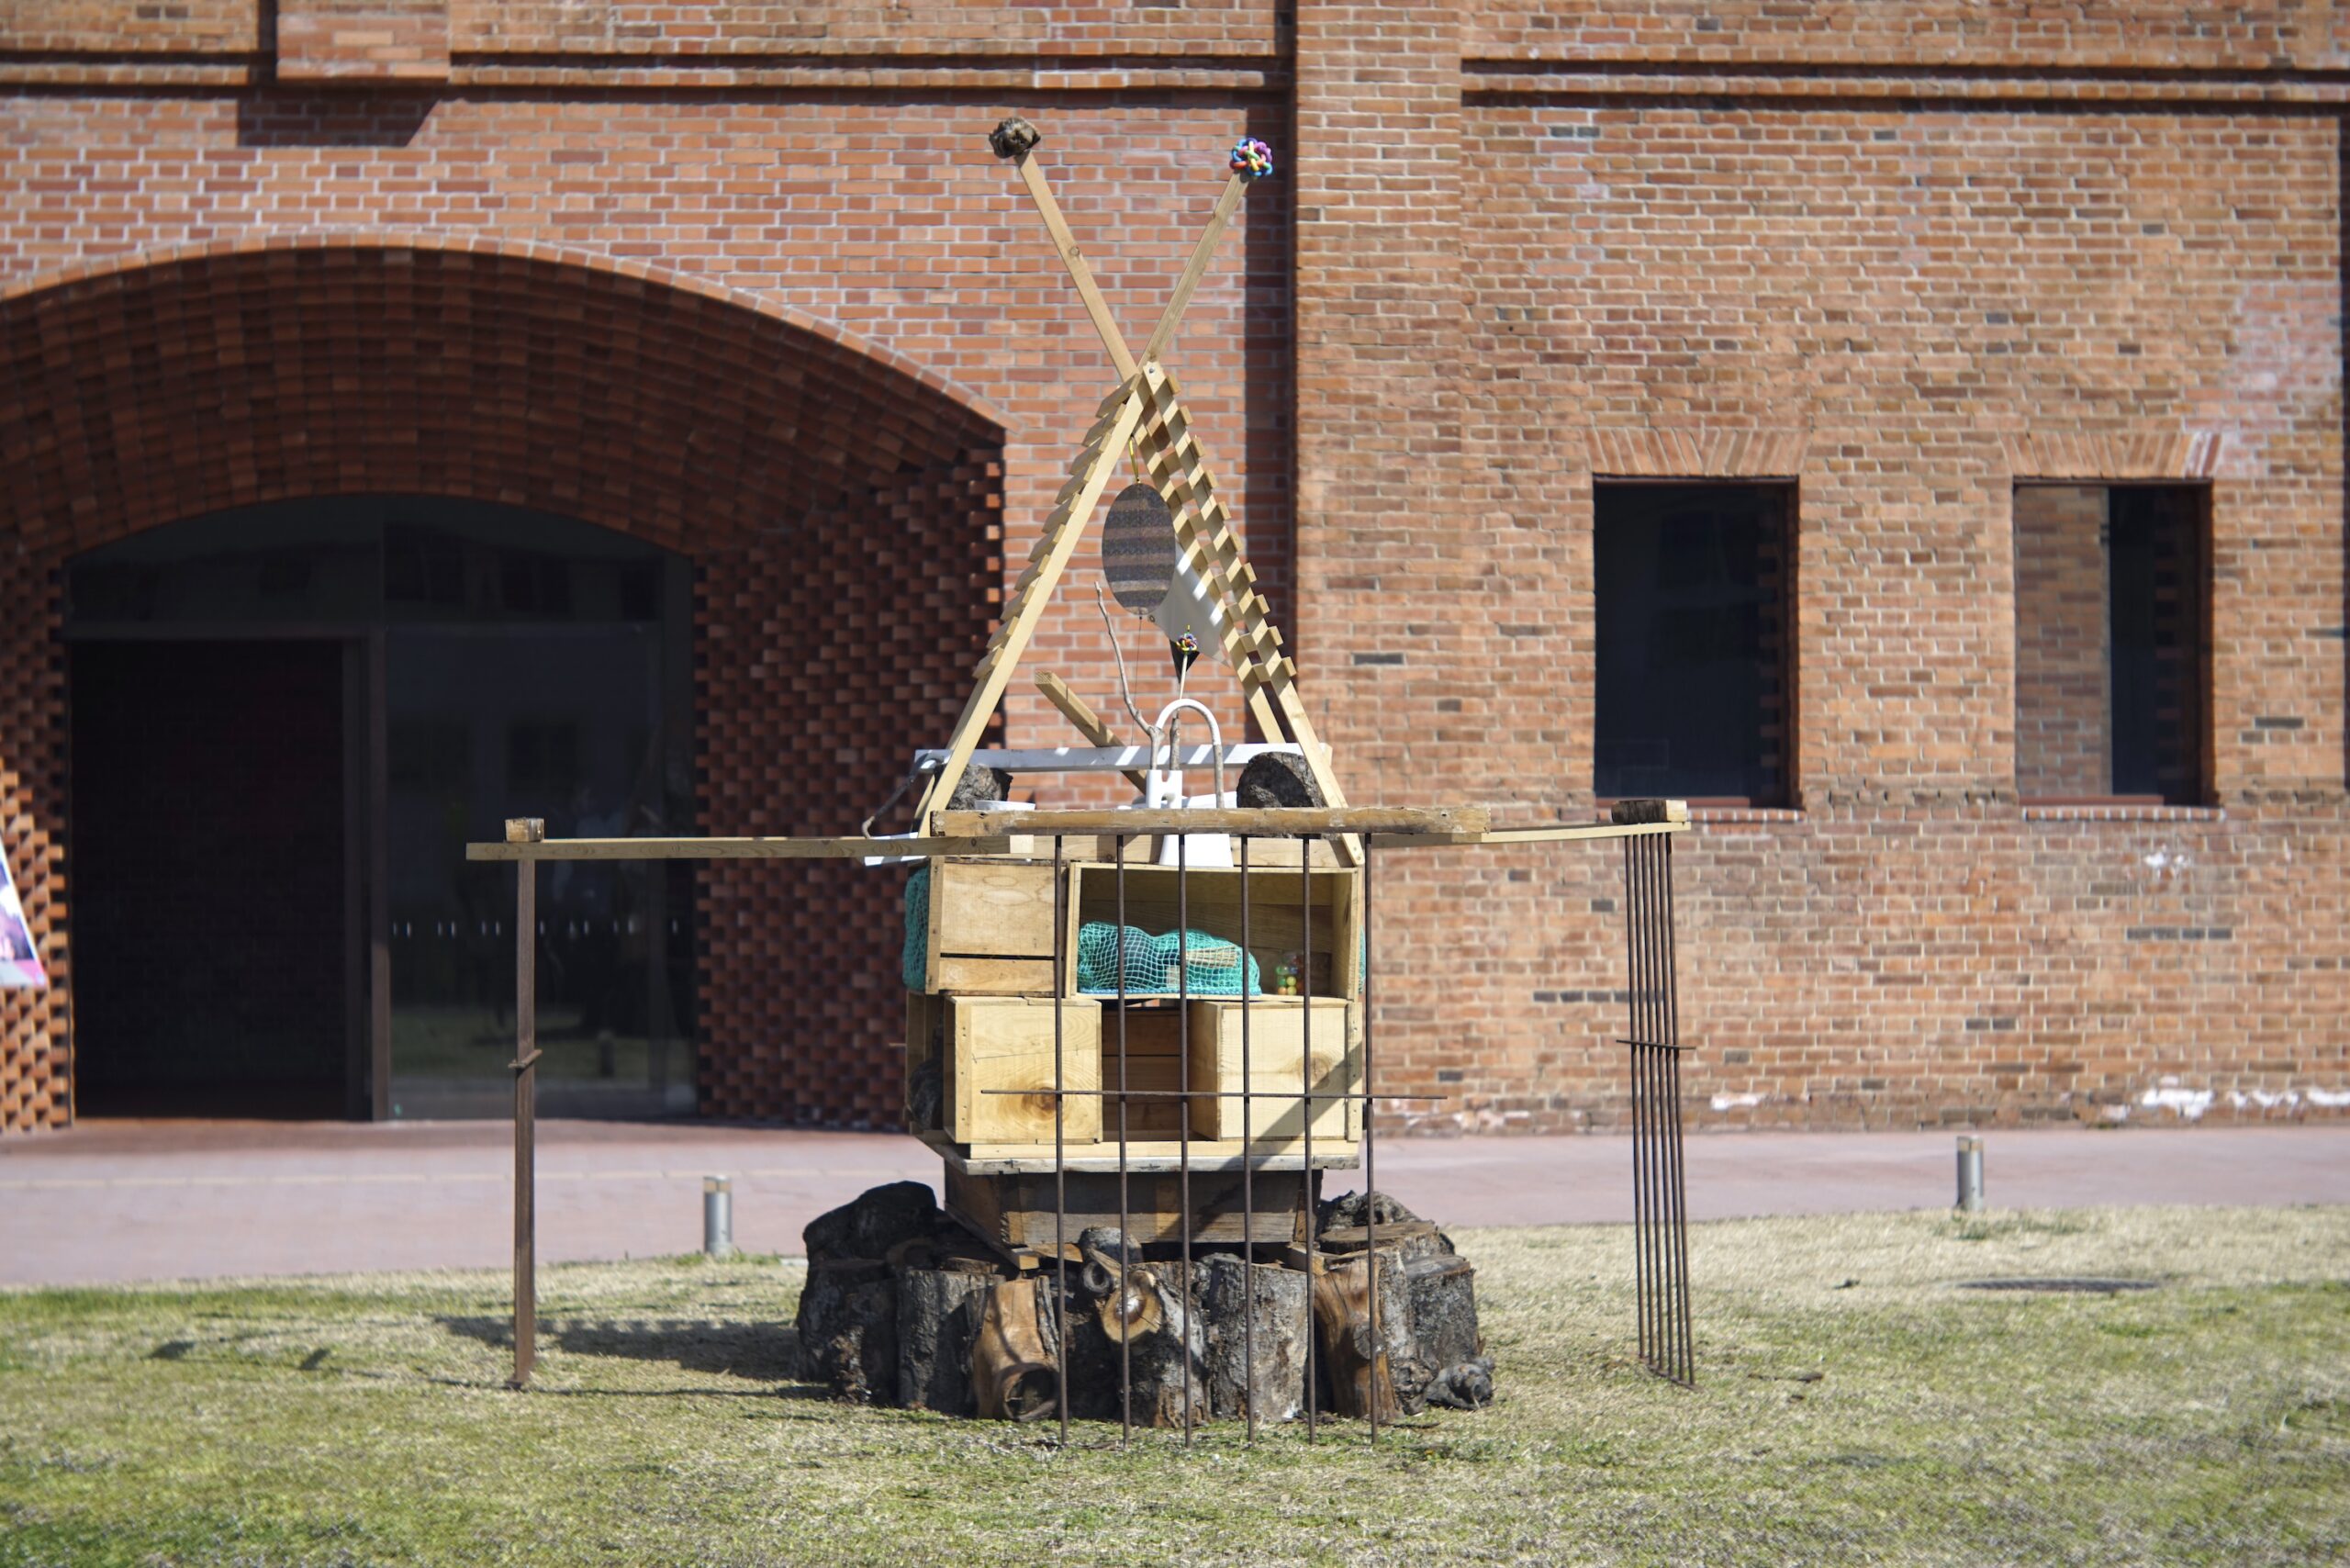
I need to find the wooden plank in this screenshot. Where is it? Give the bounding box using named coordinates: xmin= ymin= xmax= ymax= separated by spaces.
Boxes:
xmin=944 ymin=1164 xmax=1306 ymax=1249
xmin=1013 ymin=152 xmax=1137 ymax=380
xmin=1363 ymin=820 xmax=1692 ymax=848
xmin=941 ymin=1137 xmax=1360 ymax=1176
xmin=930 ymin=954 xmax=1061 ymax=995
xmin=1186 ymin=997 xmax=1352 ymax=1142
xmin=466 ymin=834 xmax=1013 ymax=862
xmin=1137 ymin=171 xmax=1250 ymax=366
xmin=927 ymin=858 xmax=1061 ymax=963
xmin=948 ymin=996 xmax=1102 ymax=1145
xmin=914 ymin=378 xmax=1149 ymax=828
xmin=1034 ymin=671 xmax=1151 ymax=791
xmin=934 ymin=804 xmax=1486 ymax=838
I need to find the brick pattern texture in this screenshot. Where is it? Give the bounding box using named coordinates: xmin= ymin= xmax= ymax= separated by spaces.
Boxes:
xmin=2014 ymin=486 xmax=2112 ymax=801
xmin=1 ymin=3 xmax=2346 ymax=1133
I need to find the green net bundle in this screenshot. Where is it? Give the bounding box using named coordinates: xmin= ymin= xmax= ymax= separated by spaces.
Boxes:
xmin=903 ymin=865 xmax=1263 ymax=995
xmin=902 ymin=864 xmax=931 ymax=991
xmin=1077 ymin=922 xmax=1261 ymax=996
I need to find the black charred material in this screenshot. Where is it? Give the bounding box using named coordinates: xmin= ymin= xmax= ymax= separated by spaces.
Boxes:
xmin=1236 ymin=751 xmax=1323 ymax=808
xmin=945 ymin=766 xmax=1013 ymax=811
xmin=987 ymin=118 xmax=1042 ymax=160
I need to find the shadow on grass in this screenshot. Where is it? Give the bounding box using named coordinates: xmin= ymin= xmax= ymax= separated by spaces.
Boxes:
xmin=438 ymin=1313 xmax=821 ymax=1391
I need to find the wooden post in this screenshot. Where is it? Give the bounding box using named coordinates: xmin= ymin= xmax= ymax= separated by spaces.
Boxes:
xmin=507 ymin=817 xmax=544 ymax=1389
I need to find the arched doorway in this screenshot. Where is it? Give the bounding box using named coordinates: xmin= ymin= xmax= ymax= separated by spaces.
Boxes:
xmin=67 ymin=496 xmax=696 ymax=1118
xmin=0 ymin=239 xmax=1006 ymax=1130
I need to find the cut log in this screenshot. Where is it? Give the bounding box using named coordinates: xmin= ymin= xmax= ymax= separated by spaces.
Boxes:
xmin=805 ymin=1180 xmax=945 ymax=1262
xmin=1310 ymin=1251 xmax=1423 ymax=1420
xmin=1114 ymin=1260 xmax=1207 ymax=1429
xmin=897 ymin=1262 xmax=1001 ymax=1417
xmin=796 ymin=1259 xmax=900 ymax=1405
xmin=971 ymin=1277 xmax=1059 ymax=1422
xmin=1197 ymin=1252 xmax=1312 ymax=1423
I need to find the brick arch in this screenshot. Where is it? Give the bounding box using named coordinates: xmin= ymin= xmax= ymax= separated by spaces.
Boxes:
xmin=0 ymin=237 xmax=1009 ymax=1132
xmin=0 ymin=233 xmax=1008 ymax=553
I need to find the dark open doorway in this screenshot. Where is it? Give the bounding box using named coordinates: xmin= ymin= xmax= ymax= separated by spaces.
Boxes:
xmin=70 ymin=640 xmax=356 ymax=1117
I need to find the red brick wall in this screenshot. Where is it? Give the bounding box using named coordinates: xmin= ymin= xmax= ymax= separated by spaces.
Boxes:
xmin=694 ymin=456 xmax=1002 ymax=1126
xmin=3 ymin=4 xmax=2348 ymax=1132
xmin=2015 ymin=486 xmax=2112 ymax=800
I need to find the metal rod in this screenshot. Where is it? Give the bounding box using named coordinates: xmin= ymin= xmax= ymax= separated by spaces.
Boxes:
xmin=1115 ymin=836 xmax=1131 ymax=1447
xmin=1301 ymin=846 xmax=1315 ymax=1441
xmin=1052 ymin=833 xmax=1069 ymax=1446
xmin=1957 ymin=1135 xmax=1986 ymax=1215
xmin=1238 ymin=832 xmax=1255 ymax=1444
xmin=511 ymin=856 xmax=537 ymax=1391
xmin=1363 ymin=837 xmax=1378 ymax=1443
xmin=1622 ymin=840 xmax=1646 ymax=1369
xmin=1176 ymin=826 xmax=1193 ymax=1446
xmin=1663 ymin=837 xmax=1695 ymax=1384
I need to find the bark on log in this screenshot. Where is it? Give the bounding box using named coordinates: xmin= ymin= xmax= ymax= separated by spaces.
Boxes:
xmin=971 ymin=1277 xmax=1059 ymax=1422
xmin=1310 ymin=1251 xmax=1423 ymax=1420
xmin=797 ymin=1259 xmax=899 ymax=1405
xmin=1113 ymin=1260 xmax=1208 ymax=1429
xmin=1197 ymin=1253 xmax=1312 ymax=1423
xmin=897 ymin=1263 xmax=1000 ymax=1417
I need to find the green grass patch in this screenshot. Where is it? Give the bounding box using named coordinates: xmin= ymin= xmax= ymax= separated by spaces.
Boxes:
xmin=2 ymin=1206 xmax=2344 ymax=1565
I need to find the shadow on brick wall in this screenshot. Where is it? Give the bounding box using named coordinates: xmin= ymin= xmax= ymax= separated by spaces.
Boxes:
xmin=239 ymin=91 xmax=437 ymax=149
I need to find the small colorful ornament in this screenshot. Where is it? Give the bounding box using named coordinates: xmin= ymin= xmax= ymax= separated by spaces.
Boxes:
xmin=1228 ymin=138 xmax=1275 ymax=181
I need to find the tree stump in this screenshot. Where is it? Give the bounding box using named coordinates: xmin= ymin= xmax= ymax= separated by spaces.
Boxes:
xmin=1198 ymin=1252 xmax=1312 ymax=1423
xmin=896 ymin=1261 xmax=999 ymax=1416
xmin=790 ymin=1182 xmax=1492 ymax=1425
xmin=797 ymin=1259 xmax=900 ymax=1405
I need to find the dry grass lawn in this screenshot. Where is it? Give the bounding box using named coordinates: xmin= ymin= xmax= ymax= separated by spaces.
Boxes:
xmin=2 ymin=1205 xmax=2345 ymax=1565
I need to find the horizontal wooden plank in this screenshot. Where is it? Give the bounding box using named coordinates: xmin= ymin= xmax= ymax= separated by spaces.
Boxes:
xmin=932 ymin=805 xmax=1487 ymax=838
xmin=465 ymin=834 xmax=1012 ymax=862
xmin=1364 ymin=820 xmax=1691 ymax=847
xmin=931 ymin=1134 xmax=1362 ymax=1176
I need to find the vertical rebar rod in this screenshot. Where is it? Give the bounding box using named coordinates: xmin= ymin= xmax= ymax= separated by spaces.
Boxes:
xmin=1301 ymin=845 xmax=1315 ymax=1442
xmin=1176 ymin=827 xmax=1193 ymax=1445
xmin=1238 ymin=833 xmax=1256 ymax=1444
xmin=1662 ymin=835 xmax=1695 ymax=1384
xmin=1622 ymin=839 xmax=1646 ymax=1369
xmin=1654 ymin=846 xmax=1673 ymax=1372
xmin=1114 ymin=838 xmax=1131 ymax=1446
xmin=1052 ymin=833 xmax=1069 ymax=1446
xmin=1362 ymin=837 xmax=1378 ymax=1443
xmin=511 ymin=856 xmax=537 ymax=1391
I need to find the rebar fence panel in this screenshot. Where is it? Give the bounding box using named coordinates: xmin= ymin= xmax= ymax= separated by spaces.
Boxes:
xmin=1622 ymin=832 xmax=1695 ymax=1387
xmin=475 ymin=807 xmax=1695 ymax=1426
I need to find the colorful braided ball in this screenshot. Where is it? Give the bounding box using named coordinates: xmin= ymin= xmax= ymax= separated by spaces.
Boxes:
xmin=1228 ymin=138 xmax=1275 ymax=180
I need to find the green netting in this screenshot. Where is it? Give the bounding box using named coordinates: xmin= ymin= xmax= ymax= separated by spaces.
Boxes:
xmin=1077 ymin=921 xmax=1261 ymax=996
xmin=904 ymin=864 xmax=1266 ymax=995
xmin=902 ymin=863 xmax=931 ymax=991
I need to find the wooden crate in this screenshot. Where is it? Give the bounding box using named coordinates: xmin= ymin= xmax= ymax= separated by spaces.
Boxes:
xmin=1182 ymin=997 xmax=1352 ymax=1142
xmin=945 ymin=995 xmax=1101 ymax=1145
xmin=923 ymin=857 xmax=1078 ymax=995
xmin=1066 ymin=862 xmax=1360 ymax=1003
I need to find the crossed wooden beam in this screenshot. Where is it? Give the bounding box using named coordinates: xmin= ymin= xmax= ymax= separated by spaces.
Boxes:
xmin=914 ymin=120 xmax=1353 ymax=860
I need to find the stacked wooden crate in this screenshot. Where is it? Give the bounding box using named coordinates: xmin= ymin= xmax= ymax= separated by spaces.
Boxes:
xmin=904 ymin=851 xmax=1362 ymax=1180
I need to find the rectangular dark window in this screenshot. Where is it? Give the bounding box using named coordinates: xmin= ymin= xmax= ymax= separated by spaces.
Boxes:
xmin=2013 ymin=483 xmax=2210 ymax=805
xmin=1595 ymin=481 xmax=1796 ymax=806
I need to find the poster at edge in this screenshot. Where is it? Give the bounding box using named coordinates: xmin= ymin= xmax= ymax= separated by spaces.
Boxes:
xmin=0 ymin=838 xmax=45 ymax=989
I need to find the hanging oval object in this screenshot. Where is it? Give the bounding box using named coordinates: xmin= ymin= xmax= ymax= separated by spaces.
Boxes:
xmin=1100 ymin=481 xmax=1177 ymax=616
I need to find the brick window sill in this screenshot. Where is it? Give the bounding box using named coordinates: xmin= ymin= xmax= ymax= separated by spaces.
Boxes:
xmin=2020 ymin=803 xmax=2226 ymax=823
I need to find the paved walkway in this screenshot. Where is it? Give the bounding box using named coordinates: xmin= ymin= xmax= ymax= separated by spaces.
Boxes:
xmin=2 ymin=1119 xmax=2344 ymax=1287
